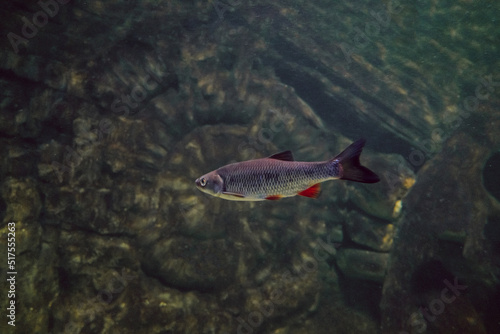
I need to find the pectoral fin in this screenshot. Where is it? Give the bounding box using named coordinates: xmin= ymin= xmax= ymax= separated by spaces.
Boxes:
xmin=222 ymin=191 xmax=245 ymax=198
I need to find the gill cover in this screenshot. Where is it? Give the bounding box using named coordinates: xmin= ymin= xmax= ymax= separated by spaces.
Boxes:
xmin=197 ymin=172 xmax=224 ymax=196
xmin=212 ymin=173 xmax=224 ymax=194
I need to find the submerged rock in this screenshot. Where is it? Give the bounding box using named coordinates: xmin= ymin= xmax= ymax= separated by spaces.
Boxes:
xmin=345 ymin=210 xmax=395 ymax=252
xmin=380 ymin=108 xmax=500 ymax=333
xmin=141 ymin=237 xmax=238 ymax=291
xmin=1 ymin=0 xmax=499 ymax=333
xmin=336 ymin=249 xmax=389 ymax=283
xmin=346 ymin=152 xmax=416 ymax=221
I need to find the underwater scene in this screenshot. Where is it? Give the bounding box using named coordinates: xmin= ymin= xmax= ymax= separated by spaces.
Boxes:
xmin=1 ymin=0 xmax=500 ymax=333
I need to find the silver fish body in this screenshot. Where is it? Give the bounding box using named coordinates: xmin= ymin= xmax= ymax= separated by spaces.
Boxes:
xmin=216 ymin=159 xmax=337 ymax=201
xmin=195 ymin=139 xmax=379 ymax=201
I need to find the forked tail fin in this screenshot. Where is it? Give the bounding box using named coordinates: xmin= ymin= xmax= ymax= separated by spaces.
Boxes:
xmin=332 ymin=139 xmax=380 ymax=183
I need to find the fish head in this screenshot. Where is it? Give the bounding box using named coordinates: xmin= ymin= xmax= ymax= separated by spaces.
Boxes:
xmin=195 ymin=171 xmax=224 ymax=197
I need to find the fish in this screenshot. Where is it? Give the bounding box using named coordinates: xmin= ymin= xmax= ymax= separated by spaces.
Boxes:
xmin=194 ymin=138 xmax=379 ymax=201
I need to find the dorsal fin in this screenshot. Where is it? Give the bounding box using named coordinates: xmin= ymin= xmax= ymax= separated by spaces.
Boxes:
xmin=268 ymin=150 xmax=294 ymax=161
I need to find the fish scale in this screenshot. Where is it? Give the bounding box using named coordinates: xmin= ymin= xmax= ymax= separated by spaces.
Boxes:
xmin=220 ymin=160 xmax=334 ymax=199
xmin=195 ymin=139 xmax=380 ymax=201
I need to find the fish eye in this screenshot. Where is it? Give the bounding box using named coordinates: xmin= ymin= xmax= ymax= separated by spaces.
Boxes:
xmin=200 ymin=178 xmax=207 ymax=187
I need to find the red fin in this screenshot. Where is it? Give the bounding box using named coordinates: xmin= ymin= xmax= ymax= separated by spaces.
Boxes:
xmin=265 ymin=195 xmax=283 ymax=200
xmin=298 ymin=184 xmax=321 ymax=198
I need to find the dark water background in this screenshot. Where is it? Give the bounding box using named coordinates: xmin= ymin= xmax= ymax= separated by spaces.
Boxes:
xmin=0 ymin=1 xmax=499 ymax=333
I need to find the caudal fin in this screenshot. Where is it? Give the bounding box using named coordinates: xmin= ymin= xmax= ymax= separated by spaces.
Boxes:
xmin=333 ymin=139 xmax=380 ymax=183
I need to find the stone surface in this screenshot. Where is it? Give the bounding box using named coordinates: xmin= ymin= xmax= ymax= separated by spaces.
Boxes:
xmin=0 ymin=0 xmax=499 ymax=333
xmin=345 ymin=210 xmax=395 ymax=252
xmin=347 ymin=153 xmax=415 ymax=221
xmin=380 ymin=108 xmax=500 ymax=333
xmin=336 ymin=249 xmax=389 ymax=283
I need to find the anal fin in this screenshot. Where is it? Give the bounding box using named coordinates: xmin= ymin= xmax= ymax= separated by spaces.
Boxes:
xmin=298 ymin=184 xmax=321 ymax=198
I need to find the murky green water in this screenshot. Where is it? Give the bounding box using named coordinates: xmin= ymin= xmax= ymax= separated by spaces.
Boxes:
xmin=0 ymin=1 xmax=499 ymax=333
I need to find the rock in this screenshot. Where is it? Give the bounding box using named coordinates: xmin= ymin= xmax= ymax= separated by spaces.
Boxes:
xmin=141 ymin=237 xmax=238 ymax=291
xmin=345 ymin=210 xmax=395 ymax=252
xmin=0 ymin=178 xmax=57 ymax=334
xmin=380 ymin=108 xmax=500 ymax=332
xmin=346 ymin=152 xmax=416 ymax=221
xmin=269 ymin=303 xmax=380 ymax=334
xmin=1 ymin=178 xmax=41 ymax=223
xmin=336 ymin=249 xmax=389 ymax=283
xmin=1 ymin=0 xmax=499 ymax=332
xmin=330 ymin=223 xmax=344 ymax=244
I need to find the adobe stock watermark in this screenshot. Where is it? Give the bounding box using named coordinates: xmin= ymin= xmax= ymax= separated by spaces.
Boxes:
xmin=212 ymin=0 xmax=242 ymax=24
xmin=7 ymin=0 xmax=71 ymax=54
xmin=340 ymin=0 xmax=404 ymax=69
xmin=111 ymin=68 xmax=163 ymax=117
xmin=63 ymin=268 xmax=137 ymax=334
xmin=383 ymin=74 xmax=499 ymax=192
xmin=406 ymin=74 xmax=499 ymax=169
xmin=400 ymin=277 xmax=468 ymax=333
xmin=227 ymin=236 xmax=341 ymax=334
xmin=50 ymin=64 xmax=164 ymax=183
